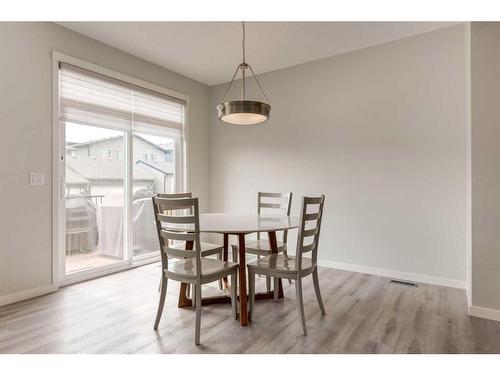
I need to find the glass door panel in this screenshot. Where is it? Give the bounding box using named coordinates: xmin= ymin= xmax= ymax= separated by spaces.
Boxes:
xmin=64 ymin=122 xmax=127 ymax=274
xmin=132 ymin=132 xmax=175 ymax=259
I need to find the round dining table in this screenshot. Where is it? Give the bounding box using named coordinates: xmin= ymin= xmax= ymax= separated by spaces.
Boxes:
xmin=177 ymin=212 xmax=300 ymax=326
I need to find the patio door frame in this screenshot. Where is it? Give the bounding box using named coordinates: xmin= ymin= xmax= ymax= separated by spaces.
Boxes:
xmin=52 ymin=51 xmax=189 ymax=287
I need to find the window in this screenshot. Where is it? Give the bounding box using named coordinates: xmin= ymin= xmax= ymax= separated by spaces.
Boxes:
xmin=103 ymin=149 xmax=113 ymax=160
xmin=164 ymin=150 xmax=173 ymax=162
xmin=59 ymin=61 xmax=186 ymax=278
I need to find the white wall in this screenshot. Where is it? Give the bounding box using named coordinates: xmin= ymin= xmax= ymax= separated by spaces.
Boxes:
xmin=210 ymin=25 xmax=468 ymax=286
xmin=470 ymin=22 xmax=500 ymax=315
xmin=0 ymin=22 xmax=211 ymax=300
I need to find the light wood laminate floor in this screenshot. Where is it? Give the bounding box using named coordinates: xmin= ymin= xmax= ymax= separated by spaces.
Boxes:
xmin=65 ymin=250 xmax=119 ymax=274
xmin=1 ymin=263 xmax=499 ymax=354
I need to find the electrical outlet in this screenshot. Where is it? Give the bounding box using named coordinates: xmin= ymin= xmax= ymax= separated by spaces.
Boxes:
xmin=29 ymin=172 xmax=45 ymax=186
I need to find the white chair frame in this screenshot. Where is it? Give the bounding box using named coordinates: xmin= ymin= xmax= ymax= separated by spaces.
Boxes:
xmin=247 ymin=195 xmax=326 ymax=335
xmin=157 ymin=192 xmax=224 ymax=292
xmin=152 ymin=196 xmax=238 ymax=345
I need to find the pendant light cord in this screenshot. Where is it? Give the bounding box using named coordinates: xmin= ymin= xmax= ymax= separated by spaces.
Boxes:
xmin=220 ymin=21 xmax=270 ymax=104
xmin=242 ymin=21 xmax=246 ymax=64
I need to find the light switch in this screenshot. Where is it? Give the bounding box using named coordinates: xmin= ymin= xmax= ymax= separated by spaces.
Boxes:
xmin=30 ymin=172 xmax=45 ymax=186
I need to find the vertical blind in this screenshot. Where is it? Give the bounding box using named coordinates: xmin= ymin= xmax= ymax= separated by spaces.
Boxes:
xmin=59 ymin=63 xmax=186 ymax=138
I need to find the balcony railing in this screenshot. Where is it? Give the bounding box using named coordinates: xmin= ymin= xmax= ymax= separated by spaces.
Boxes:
xmin=65 ymin=194 xmax=105 ymax=205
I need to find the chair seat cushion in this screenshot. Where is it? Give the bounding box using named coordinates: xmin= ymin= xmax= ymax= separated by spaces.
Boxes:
xmin=166 ymin=258 xmax=238 ymax=281
xmin=247 ymin=254 xmax=315 ymax=275
xmin=170 ymin=241 xmax=222 ymax=256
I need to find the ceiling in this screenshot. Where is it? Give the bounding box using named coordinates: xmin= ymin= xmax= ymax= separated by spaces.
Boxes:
xmin=58 ymin=22 xmax=459 ymax=86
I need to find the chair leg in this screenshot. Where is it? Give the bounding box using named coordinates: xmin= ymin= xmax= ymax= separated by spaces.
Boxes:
xmin=283 ymin=248 xmax=292 ymax=284
xmin=194 ymin=284 xmax=202 ymax=345
xmin=266 ymin=276 xmax=271 ymax=292
xmin=295 ymin=278 xmax=307 ymax=335
xmin=154 ymin=276 xmax=167 ymax=330
xmin=248 ymin=269 xmax=256 ymax=321
xmin=217 ymin=250 xmax=223 ymax=290
xmin=192 ymin=284 xmax=196 ymax=308
xmin=273 ymin=277 xmax=279 ymax=302
xmin=230 ymin=271 xmax=238 ymax=320
xmin=231 ymin=245 xmax=238 ymax=263
xmin=312 ymin=268 xmax=326 ymax=315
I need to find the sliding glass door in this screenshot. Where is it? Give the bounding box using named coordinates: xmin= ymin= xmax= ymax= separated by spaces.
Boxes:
xmin=58 ymin=59 xmax=185 ymax=281
xmin=131 ymin=131 xmax=176 ymax=259
xmin=64 ymin=122 xmax=127 ymax=274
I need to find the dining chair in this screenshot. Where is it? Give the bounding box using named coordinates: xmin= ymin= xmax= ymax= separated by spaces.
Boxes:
xmin=152 ymin=196 xmax=238 ymax=345
xmin=158 ymin=193 xmax=224 ymax=291
xmin=247 ymin=195 xmax=326 ymax=335
xmin=65 ymin=205 xmax=96 ymax=254
xmin=231 ymin=192 xmax=293 ymax=290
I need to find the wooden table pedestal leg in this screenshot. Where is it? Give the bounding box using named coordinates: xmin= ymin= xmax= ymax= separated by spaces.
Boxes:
xmin=178 ymin=240 xmax=194 ymax=308
xmin=268 ymin=231 xmax=284 ymax=299
xmin=222 ymin=234 xmax=231 ymax=293
xmin=238 ymin=233 xmax=249 ymax=326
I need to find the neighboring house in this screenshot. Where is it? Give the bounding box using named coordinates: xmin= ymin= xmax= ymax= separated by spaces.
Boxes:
xmin=66 ymin=134 xmax=174 ymax=200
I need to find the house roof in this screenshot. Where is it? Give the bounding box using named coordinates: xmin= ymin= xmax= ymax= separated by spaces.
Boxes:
xmin=67 ymin=157 xmax=174 ymax=181
xmin=71 ymin=134 xmax=173 ymax=152
xmin=66 ymin=133 xmax=174 ymax=181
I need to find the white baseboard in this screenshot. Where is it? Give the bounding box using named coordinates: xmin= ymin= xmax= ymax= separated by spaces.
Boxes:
xmin=466 ymin=286 xmax=472 ymax=308
xmin=317 ymin=259 xmax=466 ymax=289
xmin=0 ymin=284 xmax=58 ymax=307
xmin=469 ymin=305 xmax=500 ymax=322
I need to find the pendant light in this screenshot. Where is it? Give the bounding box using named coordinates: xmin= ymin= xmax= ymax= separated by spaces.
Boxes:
xmin=217 ymin=22 xmax=271 ymax=125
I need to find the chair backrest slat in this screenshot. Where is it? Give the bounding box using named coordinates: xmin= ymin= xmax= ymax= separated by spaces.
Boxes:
xmin=304 ymin=212 xmax=321 ymax=221
xmin=302 ymin=227 xmax=319 ymax=238
xmin=163 ymin=245 xmax=197 ymax=259
xmin=257 ymin=191 xmax=293 ymax=241
xmin=295 ymin=195 xmax=325 ymax=271
xmin=154 ymin=197 xmax=196 ymax=210
xmin=156 ymin=192 xmax=194 ymax=218
xmin=259 ymin=202 xmax=283 ymax=209
xmin=157 ymin=192 xmax=193 ymax=199
xmin=259 ymin=192 xmax=290 ymax=198
xmin=157 ymin=214 xmax=196 ymax=224
xmin=160 ymin=230 xmax=196 ymax=242
xmin=302 ymin=196 xmax=324 ymax=205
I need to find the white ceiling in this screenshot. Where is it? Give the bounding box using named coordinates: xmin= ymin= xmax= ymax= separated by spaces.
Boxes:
xmin=58 ymin=22 xmax=459 ymax=86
